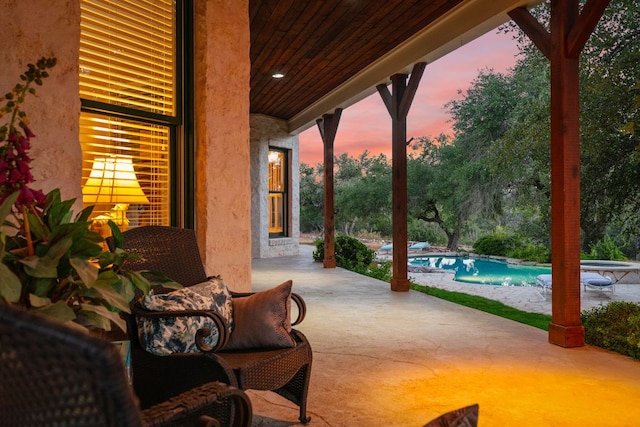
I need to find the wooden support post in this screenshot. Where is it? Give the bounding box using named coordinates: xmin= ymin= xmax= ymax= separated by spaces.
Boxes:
xmin=547 ymin=0 xmax=584 ymax=348
xmin=510 ymin=0 xmax=610 ymax=347
xmin=317 ymin=109 xmax=342 ymax=268
xmin=377 ymin=63 xmax=426 ymax=292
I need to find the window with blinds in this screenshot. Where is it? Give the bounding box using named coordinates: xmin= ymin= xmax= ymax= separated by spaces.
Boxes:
xmin=268 ymin=149 xmax=288 ymax=237
xmin=79 ymin=0 xmax=176 ymax=230
xmin=80 ymin=0 xmax=175 ymax=114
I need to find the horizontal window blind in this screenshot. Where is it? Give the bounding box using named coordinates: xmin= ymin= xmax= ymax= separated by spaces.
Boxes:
xmin=269 ymin=194 xmax=284 ymax=233
xmin=79 ymin=0 xmax=177 ymax=230
xmin=80 ymin=112 xmax=170 ymax=227
xmin=268 ymin=150 xmax=287 ymax=236
xmin=80 ymin=0 xmax=176 ymax=116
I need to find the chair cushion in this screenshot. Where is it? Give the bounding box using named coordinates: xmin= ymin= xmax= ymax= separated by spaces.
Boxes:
xmin=580 ymin=272 xmax=613 ymax=287
xmin=138 ymin=276 xmax=233 ymax=355
xmin=225 ymin=280 xmax=296 ymax=351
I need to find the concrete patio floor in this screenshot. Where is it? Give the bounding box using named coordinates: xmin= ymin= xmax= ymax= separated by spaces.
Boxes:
xmin=249 ymin=245 xmax=640 ymax=426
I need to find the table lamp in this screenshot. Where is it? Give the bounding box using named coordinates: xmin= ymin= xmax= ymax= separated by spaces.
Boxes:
xmin=82 ymin=155 xmax=149 ymax=230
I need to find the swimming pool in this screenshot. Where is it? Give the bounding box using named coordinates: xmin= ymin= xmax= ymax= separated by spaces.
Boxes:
xmin=409 ymin=256 xmax=551 ymax=286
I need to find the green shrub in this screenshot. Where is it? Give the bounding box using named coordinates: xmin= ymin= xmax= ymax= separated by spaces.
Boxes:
xmin=312 ymin=240 xmax=324 ymax=262
xmin=367 ymin=261 xmax=392 ymax=282
xmin=582 ymin=236 xmax=628 ymax=261
xmin=508 ymin=242 xmax=551 ymax=263
xmin=473 ymin=234 xmax=515 ymax=256
xmin=581 ymin=302 xmax=640 ymax=361
xmin=407 ymin=218 xmax=446 ymax=245
xmin=474 ymin=232 xmax=551 ymax=263
xmin=312 ymin=235 xmax=375 ymax=273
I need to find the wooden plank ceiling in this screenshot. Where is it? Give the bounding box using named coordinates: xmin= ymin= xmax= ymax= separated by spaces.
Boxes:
xmin=249 ymin=0 xmax=463 ymax=123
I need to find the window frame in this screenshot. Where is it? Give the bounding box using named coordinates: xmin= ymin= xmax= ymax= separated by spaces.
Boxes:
xmin=268 ymin=147 xmax=289 ymax=238
xmin=79 ymin=0 xmax=193 ymax=227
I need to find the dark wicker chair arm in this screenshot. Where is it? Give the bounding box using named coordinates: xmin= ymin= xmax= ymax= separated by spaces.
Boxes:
xmin=142 ymin=381 xmax=252 ymax=427
xmin=290 ymin=292 xmax=307 ymax=326
xmin=132 ymin=304 xmax=230 ymax=352
xmin=115 ymin=226 xmax=312 ymax=423
xmin=229 ymin=291 xmax=307 ymax=326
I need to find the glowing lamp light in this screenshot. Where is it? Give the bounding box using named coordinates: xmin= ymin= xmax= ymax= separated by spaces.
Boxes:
xmin=82 ymin=156 xmax=149 ymax=230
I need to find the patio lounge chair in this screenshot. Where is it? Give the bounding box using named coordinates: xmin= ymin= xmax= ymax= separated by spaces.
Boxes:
xmin=536 ymin=272 xmax=614 ymax=294
xmin=580 ymin=272 xmax=615 ymax=292
xmin=379 ymin=243 xmax=393 ymax=252
xmin=409 ymin=241 xmax=431 ymax=252
xmin=109 ymin=226 xmax=312 ymax=424
xmin=0 ymin=303 xmax=252 ymax=427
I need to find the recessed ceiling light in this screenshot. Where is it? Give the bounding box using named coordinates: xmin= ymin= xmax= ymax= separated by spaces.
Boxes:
xmin=272 ymin=73 xmax=285 ymax=79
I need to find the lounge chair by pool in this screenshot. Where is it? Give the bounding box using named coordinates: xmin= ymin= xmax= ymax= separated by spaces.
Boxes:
xmin=536 ymin=272 xmax=614 ymax=294
xmin=409 ymin=241 xmax=430 ymax=251
xmin=378 ymin=243 xmax=393 ymax=252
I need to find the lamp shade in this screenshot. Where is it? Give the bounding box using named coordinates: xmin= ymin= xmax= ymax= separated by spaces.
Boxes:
xmin=82 ymin=156 xmax=150 ymax=205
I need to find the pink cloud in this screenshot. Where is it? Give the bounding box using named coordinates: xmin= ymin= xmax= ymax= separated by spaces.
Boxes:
xmin=299 ymin=29 xmax=520 ymax=165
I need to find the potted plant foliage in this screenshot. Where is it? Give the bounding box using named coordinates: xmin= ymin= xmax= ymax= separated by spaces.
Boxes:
xmin=0 ymin=57 xmax=178 ymax=333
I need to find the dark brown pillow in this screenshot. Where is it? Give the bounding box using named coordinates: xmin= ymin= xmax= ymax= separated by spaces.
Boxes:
xmin=423 ymin=404 xmax=479 ymax=427
xmin=224 ymin=280 xmax=296 ymax=350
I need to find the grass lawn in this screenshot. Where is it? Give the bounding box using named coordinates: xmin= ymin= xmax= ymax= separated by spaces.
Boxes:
xmin=410 ymin=282 xmax=552 ymax=331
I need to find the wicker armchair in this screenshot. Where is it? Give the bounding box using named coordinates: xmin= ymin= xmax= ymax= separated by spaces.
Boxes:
xmin=109 ymin=225 xmax=313 ymax=425
xmin=0 ymin=303 xmax=252 ymax=427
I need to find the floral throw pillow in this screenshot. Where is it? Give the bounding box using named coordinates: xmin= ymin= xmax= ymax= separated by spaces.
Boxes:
xmin=137 ymin=276 xmax=233 ymax=355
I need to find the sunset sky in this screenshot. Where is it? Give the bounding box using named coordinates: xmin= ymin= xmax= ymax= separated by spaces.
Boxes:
xmin=298 ymin=28 xmax=522 ymax=165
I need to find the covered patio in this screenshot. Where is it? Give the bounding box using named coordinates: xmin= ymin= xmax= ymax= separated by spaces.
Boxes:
xmin=250 ymin=245 xmax=640 ymax=426
xmin=3 ymin=1 xmax=635 ymax=423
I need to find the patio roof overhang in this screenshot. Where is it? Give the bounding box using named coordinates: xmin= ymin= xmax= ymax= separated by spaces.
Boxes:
xmin=251 ymin=0 xmax=613 ymax=349
xmin=249 ymin=0 xmax=543 ymax=134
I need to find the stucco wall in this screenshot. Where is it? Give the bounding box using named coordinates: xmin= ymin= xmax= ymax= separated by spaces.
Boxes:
xmin=194 ymin=0 xmax=252 ymax=291
xmin=2 ymin=0 xmax=253 ymax=292
xmin=250 ymin=114 xmax=300 ymax=258
xmin=0 ymin=0 xmax=82 ymax=206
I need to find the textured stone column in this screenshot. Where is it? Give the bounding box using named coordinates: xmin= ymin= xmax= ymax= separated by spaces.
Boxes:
xmin=194 ymin=0 xmax=252 ymax=291
xmin=0 ymin=1 xmax=82 ymax=205
xmin=250 ymin=114 xmax=300 ymax=259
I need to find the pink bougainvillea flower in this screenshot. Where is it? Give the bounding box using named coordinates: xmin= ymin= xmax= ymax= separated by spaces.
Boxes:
xmin=10 ymin=168 xmax=23 ymax=185
xmin=21 ymin=125 xmax=35 ymax=138
xmin=18 ymin=187 xmax=35 ymax=207
xmin=16 ymin=136 xmax=31 ymax=153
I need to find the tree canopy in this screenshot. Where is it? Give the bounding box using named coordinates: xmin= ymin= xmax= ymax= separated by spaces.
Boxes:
xmin=300 ymin=1 xmax=640 ymax=259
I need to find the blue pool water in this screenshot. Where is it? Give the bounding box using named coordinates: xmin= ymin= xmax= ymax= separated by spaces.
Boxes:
xmin=409 ymin=256 xmax=551 ymax=286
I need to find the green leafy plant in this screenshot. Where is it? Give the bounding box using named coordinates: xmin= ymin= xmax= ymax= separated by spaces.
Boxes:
xmin=582 ymin=235 xmax=627 ymax=261
xmin=474 ymin=232 xmax=551 ymax=263
xmin=366 ymin=260 xmax=392 ymax=282
xmin=313 ymin=235 xmax=375 ymax=273
xmin=507 ymin=242 xmax=551 ymax=263
xmin=0 ymin=190 xmax=181 ymax=333
xmin=473 ymin=234 xmax=512 ymax=256
xmin=0 ymin=58 xmax=179 ymax=333
xmin=582 ymin=302 xmax=640 ymax=361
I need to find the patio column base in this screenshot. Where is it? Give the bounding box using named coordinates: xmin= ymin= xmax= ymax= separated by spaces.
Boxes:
xmin=548 ymin=323 xmax=584 ymax=347
xmin=323 ymin=259 xmax=336 ymax=268
xmin=390 ymin=278 xmax=410 ymax=292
